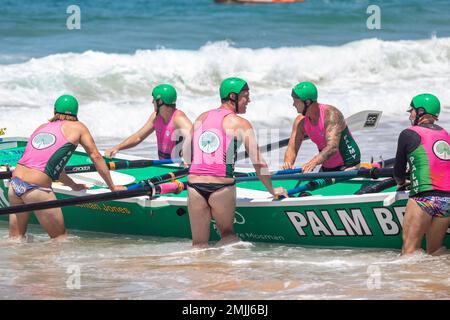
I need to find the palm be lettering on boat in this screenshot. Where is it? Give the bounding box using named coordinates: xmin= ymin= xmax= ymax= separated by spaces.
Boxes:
xmin=286 ymin=206 xmax=408 ymax=237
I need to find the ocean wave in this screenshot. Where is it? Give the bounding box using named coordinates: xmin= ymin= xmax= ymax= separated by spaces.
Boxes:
xmin=0 ymin=37 xmax=449 ymax=137
xmin=1 ymin=37 xmax=449 ymax=99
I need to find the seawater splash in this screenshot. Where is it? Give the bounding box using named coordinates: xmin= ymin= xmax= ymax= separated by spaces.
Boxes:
xmin=0 ymin=38 xmax=449 ymax=102
xmin=0 ymin=38 xmax=449 ymax=138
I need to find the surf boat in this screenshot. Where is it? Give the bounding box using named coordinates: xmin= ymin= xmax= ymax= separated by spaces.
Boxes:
xmin=0 ymin=137 xmax=448 ymax=249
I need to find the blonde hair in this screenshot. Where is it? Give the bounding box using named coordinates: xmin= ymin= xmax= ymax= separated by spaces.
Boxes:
xmin=49 ymin=113 xmax=78 ymax=122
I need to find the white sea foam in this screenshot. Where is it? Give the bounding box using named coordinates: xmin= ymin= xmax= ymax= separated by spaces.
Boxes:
xmin=1 ymin=37 xmax=449 ymax=137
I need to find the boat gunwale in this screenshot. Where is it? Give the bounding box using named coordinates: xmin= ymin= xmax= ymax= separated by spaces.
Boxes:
xmin=1 ymin=137 xmax=410 ymax=208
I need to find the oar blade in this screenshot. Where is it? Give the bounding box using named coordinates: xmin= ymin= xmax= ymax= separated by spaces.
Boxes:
xmin=346 ymin=110 xmax=382 ymax=131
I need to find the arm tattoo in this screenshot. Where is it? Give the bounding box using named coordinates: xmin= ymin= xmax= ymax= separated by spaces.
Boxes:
xmin=317 ymin=107 xmax=344 ymax=163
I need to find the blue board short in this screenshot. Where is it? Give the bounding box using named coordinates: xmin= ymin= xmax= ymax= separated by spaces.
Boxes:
xmin=10 ymin=177 xmax=52 ymax=197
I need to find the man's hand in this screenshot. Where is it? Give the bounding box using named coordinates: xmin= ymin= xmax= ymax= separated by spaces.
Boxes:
xmin=281 ymin=162 xmax=295 ymax=170
xmin=104 ymin=147 xmax=119 ymax=159
xmin=112 ymin=185 xmax=127 ymax=191
xmin=272 ymin=187 xmax=288 ymax=199
xmin=71 ymin=183 xmax=88 ymax=191
xmin=396 ymin=180 xmax=410 ymax=191
xmin=301 ymin=159 xmax=319 ymax=173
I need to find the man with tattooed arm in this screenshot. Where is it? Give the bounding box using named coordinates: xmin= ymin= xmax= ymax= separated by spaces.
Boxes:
xmin=282 ymin=82 xmax=361 ymax=173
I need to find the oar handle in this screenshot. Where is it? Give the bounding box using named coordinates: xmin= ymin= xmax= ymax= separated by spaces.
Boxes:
xmin=236 ymin=168 xmax=395 ymax=183
xmin=355 ymin=177 xmax=397 ymax=195
xmin=0 ymin=158 xmax=181 ymax=178
xmin=0 ymin=168 xmax=189 ymax=216
xmin=287 ymin=178 xmax=335 ymax=196
xmin=0 ymin=186 xmax=154 ymax=216
xmin=127 ymin=168 xmax=189 ymax=190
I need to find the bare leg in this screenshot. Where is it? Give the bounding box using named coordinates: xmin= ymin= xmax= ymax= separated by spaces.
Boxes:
xmin=187 ymin=186 xmax=212 ymax=248
xmin=209 ymin=186 xmax=238 ymax=247
xmin=21 ymin=189 xmax=67 ymax=239
xmin=8 ymin=187 xmax=30 ymax=240
xmin=402 ymin=199 xmax=432 ymax=255
xmin=426 ymin=216 xmax=450 ymax=255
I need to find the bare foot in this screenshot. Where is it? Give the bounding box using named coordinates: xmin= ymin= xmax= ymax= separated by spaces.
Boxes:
xmin=51 ymin=233 xmax=68 ymax=242
xmin=428 ymin=246 xmax=447 ymax=256
xmin=215 ymin=234 xmax=240 ymax=247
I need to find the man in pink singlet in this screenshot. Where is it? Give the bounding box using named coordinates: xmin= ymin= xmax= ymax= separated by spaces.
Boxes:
xmin=183 ymin=77 xmax=288 ymax=247
xmin=283 ymin=82 xmax=361 ymax=173
xmin=105 ymin=84 xmax=192 ymax=160
xmin=9 ymin=95 xmax=125 ymax=240
xmin=394 ymin=93 xmax=450 ymax=255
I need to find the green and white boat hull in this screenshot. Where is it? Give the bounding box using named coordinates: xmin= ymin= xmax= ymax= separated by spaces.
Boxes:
xmin=1 ymin=137 xmax=449 ymax=249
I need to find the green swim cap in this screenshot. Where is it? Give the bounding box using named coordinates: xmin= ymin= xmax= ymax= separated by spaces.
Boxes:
xmin=410 ymin=93 xmax=441 ymax=117
xmin=220 ymin=77 xmax=248 ymax=100
xmin=54 ymin=95 xmax=78 ymax=116
xmin=152 ymin=84 xmax=177 ymax=105
xmin=292 ymin=82 xmax=318 ymax=102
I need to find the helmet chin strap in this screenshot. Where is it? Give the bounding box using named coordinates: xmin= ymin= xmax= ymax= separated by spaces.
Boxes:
xmin=411 ymin=108 xmax=424 ymax=126
xmin=229 ymin=93 xmax=239 ymax=113
xmin=156 ymin=100 xmax=164 ymax=115
xmin=302 ymin=100 xmax=312 ymax=116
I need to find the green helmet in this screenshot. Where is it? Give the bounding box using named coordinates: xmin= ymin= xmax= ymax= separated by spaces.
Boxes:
xmin=54 ymin=95 xmax=78 ymax=116
xmin=220 ymin=77 xmax=248 ymax=100
xmin=410 ymin=93 xmax=440 ymax=117
xmin=152 ymin=84 xmax=177 ymax=105
xmin=292 ymin=82 xmax=318 ymax=102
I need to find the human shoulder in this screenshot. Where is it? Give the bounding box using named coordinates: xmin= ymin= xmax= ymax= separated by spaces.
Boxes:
xmin=225 ymin=113 xmax=252 ymax=130
xmin=36 ymin=123 xmax=48 ymax=131
xmin=399 ymin=127 xmax=417 ymax=139
xmin=195 ymin=111 xmax=210 ymax=122
xmin=324 ymin=105 xmax=345 ymax=129
xmin=174 ymin=109 xmax=191 ymax=122
xmin=293 ymin=114 xmax=305 ymax=127
xmin=398 ymin=127 xmax=421 ymax=147
xmin=324 ymin=105 xmax=344 ymax=120
xmin=174 ymin=109 xmax=187 ymax=117
xmin=61 ymin=120 xmax=86 ymax=130
xmin=148 ymin=111 xmax=157 ymax=122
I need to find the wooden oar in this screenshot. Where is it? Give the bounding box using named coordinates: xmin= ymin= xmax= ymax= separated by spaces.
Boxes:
xmin=235 ymin=167 xmax=394 ymax=183
xmin=236 ymin=110 xmax=382 ymax=160
xmin=0 ymin=168 xmax=189 ymax=216
xmin=0 ymin=158 xmax=181 ymax=180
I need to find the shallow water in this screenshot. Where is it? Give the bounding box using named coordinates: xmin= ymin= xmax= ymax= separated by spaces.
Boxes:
xmin=1 ymin=113 xmax=450 ymax=300
xmin=0 ymin=224 xmax=449 ymax=300
xmin=1 ymin=111 xmax=449 ymax=301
